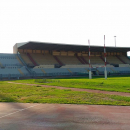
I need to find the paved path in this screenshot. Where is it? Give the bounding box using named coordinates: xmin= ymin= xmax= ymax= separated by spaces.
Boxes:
xmin=8 ymin=82 xmax=130 ymax=97
xmin=0 ymin=103 xmax=130 ymax=130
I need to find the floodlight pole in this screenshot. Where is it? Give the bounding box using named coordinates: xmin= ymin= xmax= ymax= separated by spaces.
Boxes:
xmin=104 ymin=35 xmax=107 ymax=79
xmin=88 ymin=39 xmax=92 ymax=79
xmin=114 ymin=36 xmax=116 ymax=47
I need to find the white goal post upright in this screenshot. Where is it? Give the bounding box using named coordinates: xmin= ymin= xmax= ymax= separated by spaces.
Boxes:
xmin=104 ymin=35 xmax=107 ymax=79
xmin=88 ymin=39 xmax=92 ymax=79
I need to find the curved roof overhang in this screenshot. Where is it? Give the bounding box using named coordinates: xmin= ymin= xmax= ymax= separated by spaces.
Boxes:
xmin=15 ymin=41 xmax=130 ymax=53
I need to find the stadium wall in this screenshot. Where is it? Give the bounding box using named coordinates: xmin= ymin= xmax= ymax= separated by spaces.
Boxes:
xmin=13 ymin=44 xmax=18 ymax=54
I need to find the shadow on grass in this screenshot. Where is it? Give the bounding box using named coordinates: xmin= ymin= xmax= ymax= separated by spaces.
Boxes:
xmin=0 ymin=94 xmax=17 ymax=102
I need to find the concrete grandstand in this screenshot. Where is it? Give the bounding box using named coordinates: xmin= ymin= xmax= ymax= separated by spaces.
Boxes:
xmin=0 ymin=41 xmax=130 ymax=79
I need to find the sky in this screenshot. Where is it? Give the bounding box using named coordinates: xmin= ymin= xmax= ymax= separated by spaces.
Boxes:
xmin=0 ymin=0 xmax=130 ymax=55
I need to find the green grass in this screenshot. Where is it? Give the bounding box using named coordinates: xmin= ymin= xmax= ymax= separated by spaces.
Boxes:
xmin=11 ymin=76 xmax=130 ymax=93
xmin=0 ymin=81 xmax=130 ymax=105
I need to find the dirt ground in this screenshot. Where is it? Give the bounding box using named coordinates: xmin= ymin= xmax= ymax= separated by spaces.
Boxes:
xmin=0 ymin=103 xmax=130 ymax=130
xmin=8 ymin=82 xmax=130 ymax=97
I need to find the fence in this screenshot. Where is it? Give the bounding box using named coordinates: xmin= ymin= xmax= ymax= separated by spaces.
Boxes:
xmin=0 ymin=72 xmax=89 ymax=80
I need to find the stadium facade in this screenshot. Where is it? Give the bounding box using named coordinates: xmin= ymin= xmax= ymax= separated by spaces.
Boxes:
xmin=0 ymin=41 xmax=130 ymax=79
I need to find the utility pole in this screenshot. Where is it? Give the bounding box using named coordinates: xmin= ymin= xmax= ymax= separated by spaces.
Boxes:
xmin=114 ymin=36 xmax=116 ymax=47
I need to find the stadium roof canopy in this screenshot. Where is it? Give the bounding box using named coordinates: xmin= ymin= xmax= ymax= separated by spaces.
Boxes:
xmin=15 ymin=41 xmax=130 ymax=53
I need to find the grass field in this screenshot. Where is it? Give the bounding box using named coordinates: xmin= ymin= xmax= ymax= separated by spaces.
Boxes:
xmin=12 ymin=76 xmax=130 ymax=93
xmin=0 ymin=81 xmax=130 ymax=105
xmin=0 ymin=76 xmax=130 ymax=105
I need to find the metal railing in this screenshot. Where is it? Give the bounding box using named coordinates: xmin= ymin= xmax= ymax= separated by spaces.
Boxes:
xmin=0 ymin=72 xmax=89 ymax=80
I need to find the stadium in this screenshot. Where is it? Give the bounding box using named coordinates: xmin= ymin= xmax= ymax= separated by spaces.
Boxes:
xmin=0 ymin=41 xmax=129 ymax=79
xmin=1 ymin=41 xmax=130 ymax=129
xmin=1 ymin=1 xmax=130 ymax=129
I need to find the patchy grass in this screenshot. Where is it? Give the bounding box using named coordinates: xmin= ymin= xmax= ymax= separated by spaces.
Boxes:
xmin=11 ymin=76 xmax=130 ymax=93
xmin=0 ymin=81 xmax=130 ymax=105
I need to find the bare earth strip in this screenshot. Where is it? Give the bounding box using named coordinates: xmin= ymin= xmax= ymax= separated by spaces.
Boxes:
xmin=8 ymin=82 xmax=130 ymax=97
